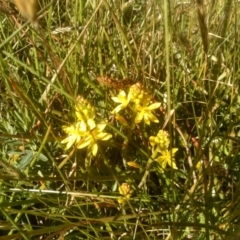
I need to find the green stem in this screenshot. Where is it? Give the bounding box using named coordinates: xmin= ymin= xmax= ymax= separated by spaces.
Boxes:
xmin=138 ymin=148 xmax=158 ymax=189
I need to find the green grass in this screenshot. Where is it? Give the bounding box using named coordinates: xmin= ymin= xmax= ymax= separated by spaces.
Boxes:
xmin=0 ymin=0 xmax=240 ymax=239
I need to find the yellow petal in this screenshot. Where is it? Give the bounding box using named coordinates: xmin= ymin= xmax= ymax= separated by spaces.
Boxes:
xmin=156 ymin=156 xmax=166 ymax=163
xmin=168 ymin=160 xmax=178 ymax=169
xmin=135 ymin=112 xmax=144 ymax=123
xmin=111 ymin=90 xmax=127 ymax=103
xmin=115 ymin=115 xmax=129 ymax=126
xmin=149 ymin=136 xmax=156 ymax=146
xmin=171 ymin=148 xmax=178 ymax=154
xmin=97 ymin=132 xmax=112 ymax=141
xmin=147 ymin=113 xmax=159 ymax=123
xmin=87 ymin=119 xmax=96 ymax=129
xmin=148 ymin=102 xmax=161 ymax=110
xmin=61 ymin=135 xmax=76 ymax=150
xmin=96 ymin=122 xmax=107 ymax=132
xmin=76 ymin=121 xmax=87 ymax=132
xmin=62 ymin=125 xmax=76 ymax=134
xmin=76 ymin=137 xmax=92 ymax=149
xmin=127 ymin=161 xmax=140 ymax=168
xmin=112 ymin=105 xmax=124 ymax=114
xmin=91 ymin=143 xmax=98 ymax=156
xmin=161 ymin=159 xmax=168 ymax=169
xmin=118 ymin=90 xmax=127 ymax=98
xmin=61 ymin=136 xmax=70 ymax=144
xmin=76 ymin=111 xmax=85 ymax=121
xmin=111 ymin=96 xmax=122 ymax=103
xmin=143 ymin=114 xmax=151 ymax=125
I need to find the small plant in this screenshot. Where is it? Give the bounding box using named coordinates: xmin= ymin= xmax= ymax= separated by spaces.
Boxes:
xmin=61 ymin=96 xmax=112 ymax=156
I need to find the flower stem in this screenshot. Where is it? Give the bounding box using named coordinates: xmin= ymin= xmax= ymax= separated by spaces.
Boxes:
xmin=138 ymin=148 xmax=158 ymax=189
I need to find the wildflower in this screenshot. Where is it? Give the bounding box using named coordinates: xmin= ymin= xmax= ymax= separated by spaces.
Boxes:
xmin=132 ymin=91 xmax=146 ymax=107
xmin=61 ymin=96 xmax=112 ymax=155
xmin=75 ymin=96 xmax=95 ymax=121
xmin=61 ymin=122 xmax=86 ymax=150
xmin=129 ymin=82 xmax=143 ymax=103
xmin=118 ymin=183 xmax=134 ymax=204
xmin=134 ymin=94 xmax=161 ymax=125
xmin=61 ymin=118 xmax=112 ymax=155
xmin=111 ymin=90 xmax=131 ymax=114
xmin=76 ymin=119 xmax=112 ymax=156
xmin=149 ymin=130 xmax=170 ymax=150
xmin=156 ymin=148 xmax=178 ymax=170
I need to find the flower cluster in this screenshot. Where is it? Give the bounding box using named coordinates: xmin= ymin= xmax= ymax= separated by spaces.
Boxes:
xmin=149 ymin=130 xmax=170 ymax=151
xmin=150 ymin=130 xmax=178 ymax=170
xmin=111 ymin=83 xmax=161 ymax=125
xmin=118 ymin=182 xmax=134 ymax=204
xmin=61 ymin=96 xmax=112 ymax=156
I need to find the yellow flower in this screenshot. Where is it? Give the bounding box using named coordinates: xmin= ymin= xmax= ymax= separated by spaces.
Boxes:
xmin=61 ymin=98 xmax=111 ymax=155
xmin=61 ymin=122 xmax=86 ymax=150
xmin=135 ymin=95 xmax=161 ymax=125
xmin=156 ymin=148 xmax=178 ymax=170
xmin=111 ymin=90 xmax=131 ymax=114
xmin=129 ymin=82 xmax=143 ymax=103
xmin=118 ymin=183 xmax=134 ymax=204
xmin=149 ymin=130 xmax=170 ymax=150
xmin=76 ymin=119 xmax=112 ymax=156
xmin=61 ymin=119 xmax=112 ymax=155
xmin=75 ymin=96 xmax=95 ymax=121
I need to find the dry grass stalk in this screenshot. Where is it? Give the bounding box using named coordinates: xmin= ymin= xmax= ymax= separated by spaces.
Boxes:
xmin=221 ymin=0 xmax=233 ymax=38
xmin=196 ymin=0 xmax=209 ymax=54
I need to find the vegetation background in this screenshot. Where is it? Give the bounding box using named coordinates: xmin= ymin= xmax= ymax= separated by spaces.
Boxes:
xmin=0 ymin=0 xmax=240 ymax=239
